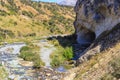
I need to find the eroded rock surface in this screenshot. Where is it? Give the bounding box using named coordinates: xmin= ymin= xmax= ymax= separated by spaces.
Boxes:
xmin=74 ymin=0 xmax=120 ymax=44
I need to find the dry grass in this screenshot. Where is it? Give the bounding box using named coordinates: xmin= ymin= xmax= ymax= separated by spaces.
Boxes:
xmin=68 ymin=42 xmax=120 ymax=80
xmin=0 ymin=0 xmax=75 ymax=42
xmin=0 ymin=66 xmax=8 ymax=80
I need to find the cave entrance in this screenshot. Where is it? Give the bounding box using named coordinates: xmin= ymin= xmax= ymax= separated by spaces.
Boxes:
xmin=77 ymin=29 xmax=96 ymax=45
xmin=73 ymin=28 xmax=96 ymax=60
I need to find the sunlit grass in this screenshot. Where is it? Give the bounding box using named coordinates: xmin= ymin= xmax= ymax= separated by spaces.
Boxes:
xmin=19 ymin=43 xmax=45 ymax=68
xmin=74 ymin=43 xmax=120 ymax=80
xmin=0 ymin=66 xmax=8 ymax=80
xmin=50 ymin=39 xmax=74 ymax=68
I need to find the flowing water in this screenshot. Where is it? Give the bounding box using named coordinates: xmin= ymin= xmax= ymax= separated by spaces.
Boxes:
xmin=0 ymin=43 xmax=38 ymax=80
xmin=0 ymin=41 xmax=66 ymax=80
xmin=39 ymin=40 xmax=56 ymax=67
xmin=38 ymin=40 xmax=66 ymax=72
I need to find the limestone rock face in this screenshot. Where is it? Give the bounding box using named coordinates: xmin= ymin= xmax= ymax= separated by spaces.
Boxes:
xmin=74 ymin=0 xmax=120 ymax=44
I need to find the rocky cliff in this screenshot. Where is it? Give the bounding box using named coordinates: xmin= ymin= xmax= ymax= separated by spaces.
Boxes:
xmin=74 ymin=0 xmax=120 ymax=63
xmin=63 ymin=1 xmax=120 ymax=79
xmin=74 ymin=0 xmax=120 ymax=44
xmin=64 ymin=24 xmax=120 ymax=80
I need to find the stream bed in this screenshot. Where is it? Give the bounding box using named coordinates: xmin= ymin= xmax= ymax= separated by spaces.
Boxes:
xmin=0 ymin=43 xmax=38 ymax=80
xmin=0 ymin=41 xmax=66 ymax=80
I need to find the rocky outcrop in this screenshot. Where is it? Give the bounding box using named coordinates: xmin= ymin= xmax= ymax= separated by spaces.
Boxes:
xmin=74 ymin=0 xmax=120 ymax=44
xmin=63 ymin=22 xmax=120 ymax=80
xmin=77 ymin=25 xmax=120 ymax=63
xmin=63 ymin=1 xmax=120 ymax=80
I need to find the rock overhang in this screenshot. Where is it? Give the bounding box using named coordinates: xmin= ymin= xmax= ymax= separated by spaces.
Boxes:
xmin=74 ymin=0 xmax=120 ymax=44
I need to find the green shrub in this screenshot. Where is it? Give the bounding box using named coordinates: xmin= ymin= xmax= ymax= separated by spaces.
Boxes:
xmin=20 ymin=46 xmax=30 ymax=51
xmin=50 ymin=46 xmax=73 ymax=67
xmin=22 ymin=11 xmax=33 ymax=18
xmin=63 ymin=47 xmax=73 ymax=60
xmin=0 ymin=10 xmax=8 ymax=16
xmin=24 ymin=33 xmax=36 ymax=37
xmin=50 ymin=57 xmax=62 ymax=67
xmin=5 ymin=0 xmax=19 ymax=15
xmin=0 ymin=28 xmax=15 ymax=39
xmin=19 ymin=52 xmax=35 ymax=61
xmin=19 ymin=44 xmax=44 ymax=68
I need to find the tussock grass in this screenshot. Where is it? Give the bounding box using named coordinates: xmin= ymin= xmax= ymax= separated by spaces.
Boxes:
xmin=0 ymin=66 xmax=8 ymax=80
xmin=74 ymin=42 xmax=120 ymax=80
xmin=19 ymin=43 xmax=45 ymax=68
xmin=50 ymin=39 xmax=74 ymax=68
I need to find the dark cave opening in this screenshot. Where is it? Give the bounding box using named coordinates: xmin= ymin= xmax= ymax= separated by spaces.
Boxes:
xmin=77 ymin=29 xmax=96 ymax=45
xmin=72 ymin=29 xmax=96 ymax=60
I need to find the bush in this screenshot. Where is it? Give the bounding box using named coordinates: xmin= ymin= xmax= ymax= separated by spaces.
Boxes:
xmin=0 ymin=10 xmax=8 ymax=16
xmin=24 ymin=33 xmax=36 ymax=37
xmin=20 ymin=46 xmax=30 ymax=51
xmin=6 ymin=0 xmax=19 ymax=15
xmin=0 ymin=28 xmax=15 ymax=39
xmin=22 ymin=11 xmax=33 ymax=18
xmin=19 ymin=51 xmax=35 ymax=61
xmin=50 ymin=46 xmax=73 ymax=67
xmin=50 ymin=57 xmax=62 ymax=67
xmin=63 ymin=47 xmax=73 ymax=60
xmin=19 ymin=44 xmax=44 ymax=68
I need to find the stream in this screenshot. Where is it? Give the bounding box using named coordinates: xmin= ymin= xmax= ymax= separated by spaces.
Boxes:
xmin=39 ymin=40 xmax=56 ymax=67
xmin=0 ymin=40 xmax=66 ymax=80
xmin=0 ymin=43 xmax=39 ymax=80
xmin=38 ymin=40 xmax=66 ymax=72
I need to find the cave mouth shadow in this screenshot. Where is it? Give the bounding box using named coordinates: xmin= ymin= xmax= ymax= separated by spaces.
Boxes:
xmin=47 ymin=34 xmax=77 ymax=61
xmin=78 ymin=24 xmax=120 ymax=63
xmin=77 ymin=29 xmax=96 ymax=45
xmin=47 ymin=32 xmax=96 ymax=61
xmin=47 ymin=34 xmax=77 ymax=48
xmin=73 ymin=30 xmax=96 ymax=60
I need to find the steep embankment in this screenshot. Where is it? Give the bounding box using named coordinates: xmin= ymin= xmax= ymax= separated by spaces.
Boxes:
xmin=63 ymin=0 xmax=120 ymax=80
xmin=64 ymin=25 xmax=120 ymax=80
xmin=0 ymin=0 xmax=75 ymax=42
xmin=74 ymin=0 xmax=120 ymax=64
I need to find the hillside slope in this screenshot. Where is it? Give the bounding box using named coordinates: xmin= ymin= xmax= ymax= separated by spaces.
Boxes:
xmin=0 ymin=0 xmax=75 ymax=42
xmin=64 ymin=23 xmax=120 ymax=80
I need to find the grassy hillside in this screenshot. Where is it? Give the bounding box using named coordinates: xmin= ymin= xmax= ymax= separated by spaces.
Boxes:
xmin=0 ymin=0 xmax=75 ymax=42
